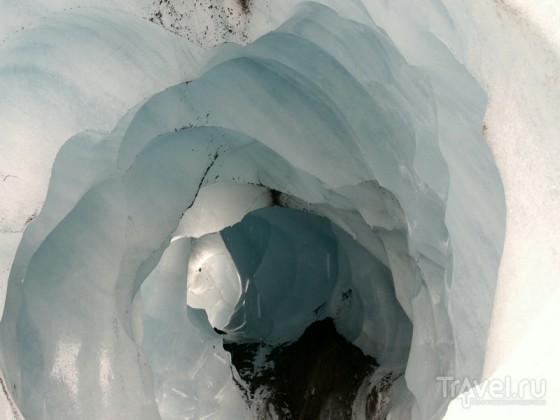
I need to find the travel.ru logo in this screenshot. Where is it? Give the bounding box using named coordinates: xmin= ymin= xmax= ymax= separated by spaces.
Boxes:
xmin=436 ymin=375 xmax=547 ymax=408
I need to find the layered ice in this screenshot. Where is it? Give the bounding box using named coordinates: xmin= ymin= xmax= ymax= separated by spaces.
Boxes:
xmin=0 ymin=1 xmax=511 ymax=419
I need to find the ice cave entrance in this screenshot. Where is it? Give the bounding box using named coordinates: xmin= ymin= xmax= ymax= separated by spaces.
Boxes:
xmin=0 ymin=3 xmax=507 ymax=417
xmin=156 ymin=183 xmax=414 ymax=417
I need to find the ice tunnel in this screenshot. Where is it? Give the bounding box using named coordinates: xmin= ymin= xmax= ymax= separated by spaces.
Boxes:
xmin=0 ymin=0 xmax=525 ymax=419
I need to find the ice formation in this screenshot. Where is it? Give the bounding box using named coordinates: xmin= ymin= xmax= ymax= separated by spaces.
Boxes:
xmin=0 ymin=0 xmax=558 ymax=419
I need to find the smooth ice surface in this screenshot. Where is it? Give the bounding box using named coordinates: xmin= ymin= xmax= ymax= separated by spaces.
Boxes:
xmin=0 ymin=4 xmax=502 ymax=418
xmin=0 ymin=7 xmax=201 ymax=236
xmin=1 ymin=0 xmax=557 ymax=419
xmin=142 ymin=237 xmax=251 ymax=420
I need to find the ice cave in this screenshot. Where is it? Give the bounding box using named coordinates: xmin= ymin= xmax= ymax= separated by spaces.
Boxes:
xmin=0 ymin=0 xmax=558 ymax=419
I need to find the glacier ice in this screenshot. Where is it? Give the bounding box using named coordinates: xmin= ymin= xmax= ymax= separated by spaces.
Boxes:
xmin=4 ymin=0 xmax=557 ymax=419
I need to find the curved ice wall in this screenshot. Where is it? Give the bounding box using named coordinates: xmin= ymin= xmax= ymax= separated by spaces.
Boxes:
xmin=0 ymin=1 xmax=507 ymax=419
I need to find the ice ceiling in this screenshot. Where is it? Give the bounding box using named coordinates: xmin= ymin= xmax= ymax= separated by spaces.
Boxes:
xmin=1 ymin=0 xmax=557 ymax=419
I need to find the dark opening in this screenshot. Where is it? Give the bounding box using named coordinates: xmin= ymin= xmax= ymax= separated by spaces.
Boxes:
xmin=224 ymin=317 xmax=380 ymax=419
